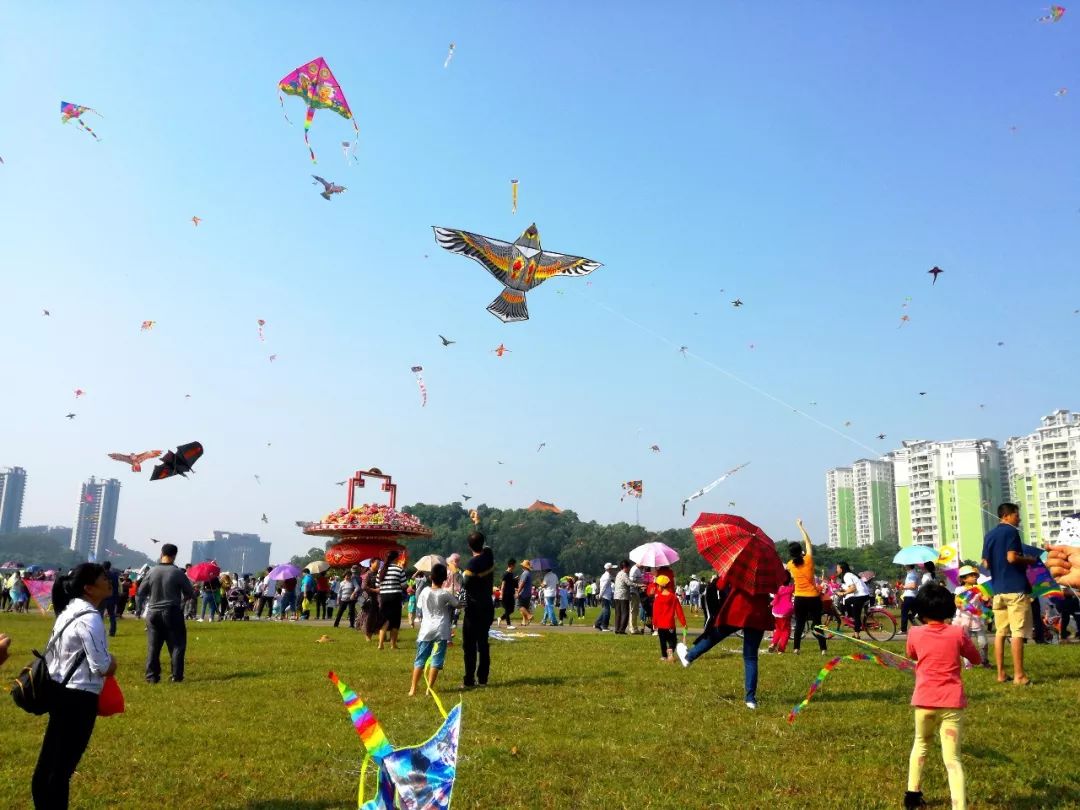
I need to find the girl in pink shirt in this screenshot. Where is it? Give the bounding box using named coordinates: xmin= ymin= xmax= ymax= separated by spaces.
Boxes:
xmin=767 ymin=572 xmax=794 ymax=654
xmin=903 ymin=583 xmax=981 ymax=810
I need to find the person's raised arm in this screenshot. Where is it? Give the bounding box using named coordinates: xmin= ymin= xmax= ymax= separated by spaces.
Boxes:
xmin=796 ymin=518 xmax=813 ymax=556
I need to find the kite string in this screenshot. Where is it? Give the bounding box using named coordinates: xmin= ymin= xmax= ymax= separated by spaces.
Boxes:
xmin=424 ymin=643 xmax=450 ymax=720
xmin=580 ymin=293 xmax=999 ymax=525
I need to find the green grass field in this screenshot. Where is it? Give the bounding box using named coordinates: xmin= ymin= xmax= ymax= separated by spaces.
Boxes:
xmin=2 ymin=610 xmax=1079 ymax=809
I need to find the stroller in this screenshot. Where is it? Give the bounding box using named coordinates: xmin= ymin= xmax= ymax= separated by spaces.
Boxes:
xmin=227 ymin=587 xmax=251 ymax=621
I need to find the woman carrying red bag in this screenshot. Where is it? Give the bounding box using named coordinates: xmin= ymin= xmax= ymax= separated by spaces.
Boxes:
xmin=33 ymin=563 xmax=117 ymax=809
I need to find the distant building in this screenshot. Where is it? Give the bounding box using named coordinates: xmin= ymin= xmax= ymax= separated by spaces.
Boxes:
xmin=893 ymin=439 xmax=1005 ymax=561
xmin=1004 ymin=409 xmax=1080 ymax=545
xmin=191 ymin=531 xmax=271 ymax=574
xmin=852 ymin=458 xmax=898 ymax=547
xmin=825 ymin=468 xmax=856 ymax=549
xmin=71 ymin=477 xmax=121 ymax=561
xmin=0 ymin=466 xmax=27 ymax=533
xmin=527 ymin=500 xmax=562 ymax=514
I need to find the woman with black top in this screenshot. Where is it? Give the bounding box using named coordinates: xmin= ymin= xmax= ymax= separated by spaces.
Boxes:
xmin=33 ymin=563 xmax=117 ymax=809
xmin=377 ymin=550 xmax=407 ymax=650
xmin=499 ymin=558 xmax=517 ymax=628
xmin=358 ymin=560 xmax=382 ymax=641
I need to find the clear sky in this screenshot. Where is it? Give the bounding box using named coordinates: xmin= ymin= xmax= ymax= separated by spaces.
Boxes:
xmin=1 ymin=2 xmax=1077 ymax=562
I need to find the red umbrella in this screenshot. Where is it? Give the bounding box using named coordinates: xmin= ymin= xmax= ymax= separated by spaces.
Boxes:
xmin=691 ymin=513 xmax=785 ymax=595
xmin=187 ymin=560 xmax=221 ymax=583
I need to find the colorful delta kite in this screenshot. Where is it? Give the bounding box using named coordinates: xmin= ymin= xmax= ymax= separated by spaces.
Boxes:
xmin=329 ymin=671 xmax=460 ymax=810
xmin=1038 ymin=5 xmax=1066 ymax=22
xmin=510 ymin=179 xmax=518 ymax=214
xmin=411 ymin=365 xmax=427 ymax=407
xmin=680 ymin=462 xmax=750 ymax=516
xmin=141 ymin=320 xmax=155 ymax=331
xmin=620 ymin=480 xmax=643 ymax=501
xmin=61 ymin=102 xmax=102 ymax=141
xmin=433 ymin=224 xmax=602 ymax=323
xmin=788 ymin=653 xmax=914 ymax=723
xmin=278 ymin=57 xmax=359 ymax=164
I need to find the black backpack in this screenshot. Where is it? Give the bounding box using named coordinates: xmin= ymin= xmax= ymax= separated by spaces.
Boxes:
xmin=11 ymin=609 xmax=97 ymax=715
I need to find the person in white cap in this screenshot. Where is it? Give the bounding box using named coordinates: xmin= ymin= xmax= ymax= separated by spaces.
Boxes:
xmin=952 ymin=565 xmax=991 ymax=667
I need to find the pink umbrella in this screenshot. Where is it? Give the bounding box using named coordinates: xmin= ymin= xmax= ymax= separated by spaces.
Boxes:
xmin=187 ymin=561 xmax=221 ymax=583
xmin=629 ymin=541 xmax=681 ymax=567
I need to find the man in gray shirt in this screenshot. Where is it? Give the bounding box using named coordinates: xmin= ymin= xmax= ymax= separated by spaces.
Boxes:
xmin=138 ymin=543 xmax=195 ymax=683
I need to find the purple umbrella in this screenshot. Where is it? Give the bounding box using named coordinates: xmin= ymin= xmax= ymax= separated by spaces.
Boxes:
xmin=269 ymin=563 xmax=302 ymax=581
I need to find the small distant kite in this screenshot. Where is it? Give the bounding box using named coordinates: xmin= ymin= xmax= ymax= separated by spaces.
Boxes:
xmin=536 ymin=442 xmax=546 ymax=453
xmin=444 ymin=42 xmax=455 ymax=68
xmin=140 ymin=320 xmax=155 ymax=331
xmin=61 ymin=102 xmax=102 ymax=140
xmin=74 ymin=389 xmax=85 ymax=398
xmin=731 ymin=299 xmax=744 ymax=307
xmin=411 ymin=365 xmax=427 ymax=407
xmin=42 ymin=309 xmax=50 ymax=316
xmin=261 ymin=513 xmax=269 ymax=524
xmin=254 ymin=474 xmax=261 ymax=484
xmin=919 ymin=391 xmax=927 ymax=396
xmin=438 ymin=334 xmax=455 ymax=346
xmin=278 ymin=57 xmax=359 ymax=164
xmin=679 ymin=346 xmax=689 ymax=357
xmin=150 ymin=442 xmax=203 ymax=481
xmin=928 ymin=266 xmax=944 ymax=285
xmin=650 ymin=445 xmax=661 ymax=453
xmin=898 ymin=314 xmax=910 ymax=328
xmin=877 ymin=433 xmax=886 ymax=440
xmin=997 ymin=341 xmax=1005 ymax=346
xmin=621 ymin=480 xmax=643 ymax=501
xmin=510 ymin=179 xmax=518 ymax=214
xmin=680 ymin=462 xmax=749 ymax=515
xmin=341 ymin=140 xmax=358 ymax=164
xmin=433 ymin=223 xmax=602 ymax=323
xmin=844 ymin=421 xmax=852 ymax=427
xmin=492 ymin=343 xmax=510 ymax=357
xmin=269 ymin=354 xmax=277 ymax=362
xmin=335 ymin=480 xmax=347 ymax=486
xmin=461 ymin=494 xmax=472 ymax=501
xmin=1038 ymin=5 xmax=1066 ymax=22
xmin=192 ymin=216 xmax=202 ymax=227
xmin=108 ymin=450 xmax=162 ymax=473
xmin=1055 ymin=87 xmax=1069 ymax=97
xmin=257 ymin=319 xmax=266 ymax=341
xmin=65 ymin=413 xmax=76 ymax=420
xmin=312 ymin=175 xmax=346 ymax=200
xmin=508 ymin=480 xmax=514 ymax=486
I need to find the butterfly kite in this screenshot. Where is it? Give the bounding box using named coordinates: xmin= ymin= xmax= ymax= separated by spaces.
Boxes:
xmin=433 ymin=224 xmax=602 ymax=323
xmin=108 ymin=450 xmax=162 ymax=473
xmin=278 ymin=57 xmax=359 ymax=164
xmin=681 ymin=462 xmax=750 ymax=516
xmin=1038 ymin=5 xmax=1066 ymax=22
xmin=61 ymin=102 xmax=102 ymax=141
xmin=621 ymin=480 xmax=643 ymax=501
xmin=411 ymin=365 xmax=427 ymax=407
xmin=329 ymin=671 xmax=460 ymax=809
xmin=150 ymin=441 xmax=203 ymax=481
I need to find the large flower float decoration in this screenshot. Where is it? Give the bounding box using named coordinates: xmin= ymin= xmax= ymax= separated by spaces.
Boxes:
xmin=303 ymin=468 xmax=432 ymax=566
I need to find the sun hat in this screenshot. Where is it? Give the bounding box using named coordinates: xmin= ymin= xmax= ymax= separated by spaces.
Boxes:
xmin=604 ymin=562 xmax=616 ymax=570
xmin=655 ymin=574 xmax=671 ymax=587
xmin=957 ymin=565 xmax=978 ymax=578
xmin=521 ymin=559 xmax=532 ymax=569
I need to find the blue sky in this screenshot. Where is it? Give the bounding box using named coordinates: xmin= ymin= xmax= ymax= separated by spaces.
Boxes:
xmin=1 ymin=2 xmax=1077 ymax=562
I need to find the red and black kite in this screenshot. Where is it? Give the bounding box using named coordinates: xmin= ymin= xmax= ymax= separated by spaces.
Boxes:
xmin=150 ymin=441 xmax=204 ymax=481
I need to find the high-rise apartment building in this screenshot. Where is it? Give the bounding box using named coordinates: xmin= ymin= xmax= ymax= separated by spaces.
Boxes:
xmin=190 ymin=531 xmax=271 ymax=574
xmin=893 ymin=439 xmax=1005 ymax=561
xmin=0 ymin=466 xmax=27 ymax=533
xmin=825 ymin=467 xmax=856 ymax=549
xmin=71 ymin=477 xmax=121 ymax=561
xmin=852 ymin=458 xmax=898 ymax=547
xmin=1004 ymin=409 xmax=1080 ymax=544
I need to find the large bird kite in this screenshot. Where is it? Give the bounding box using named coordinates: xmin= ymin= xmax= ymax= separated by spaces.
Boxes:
xmin=432 ymin=223 xmax=601 ymax=322
xmin=108 ymin=450 xmax=162 ymax=473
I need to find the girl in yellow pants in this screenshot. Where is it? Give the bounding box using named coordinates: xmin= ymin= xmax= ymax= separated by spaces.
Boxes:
xmin=904 ymin=583 xmax=982 ymax=810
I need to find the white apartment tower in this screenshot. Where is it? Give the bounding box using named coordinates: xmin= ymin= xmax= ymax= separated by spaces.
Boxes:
xmin=71 ymin=477 xmax=121 ymax=561
xmin=0 ymin=466 xmax=27 ymax=534
xmin=851 ymin=458 xmax=898 ymax=547
xmin=1004 ymin=409 xmax=1080 ymax=544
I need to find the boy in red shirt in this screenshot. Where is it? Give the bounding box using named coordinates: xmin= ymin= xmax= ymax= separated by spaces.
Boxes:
xmin=651 ymin=575 xmax=686 ymax=662
xmin=904 ymin=583 xmax=982 ymax=810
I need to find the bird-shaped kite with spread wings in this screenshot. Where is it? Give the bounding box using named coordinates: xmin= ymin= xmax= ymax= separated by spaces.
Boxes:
xmin=432 ymin=223 xmax=601 ymax=322
xmin=108 ymin=450 xmax=162 ymax=473
xmin=312 ymin=175 xmax=346 ymax=200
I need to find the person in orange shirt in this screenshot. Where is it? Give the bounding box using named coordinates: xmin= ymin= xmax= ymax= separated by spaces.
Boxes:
xmin=786 ymin=519 xmax=827 ymax=655
xmin=651 ymin=575 xmax=686 ymax=662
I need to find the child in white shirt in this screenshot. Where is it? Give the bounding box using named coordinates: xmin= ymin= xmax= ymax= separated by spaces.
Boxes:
xmin=409 ymin=563 xmax=457 ymax=696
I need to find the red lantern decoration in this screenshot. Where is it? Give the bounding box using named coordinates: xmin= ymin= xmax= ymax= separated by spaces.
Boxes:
xmin=325 ymin=542 xmax=406 ymax=568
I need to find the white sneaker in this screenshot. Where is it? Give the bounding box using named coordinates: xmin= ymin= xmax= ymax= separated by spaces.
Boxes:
xmin=745 ymin=701 xmax=757 ymax=710
xmin=675 ymin=642 xmax=690 ymax=668
xmin=505 ymin=624 xmax=514 ymax=629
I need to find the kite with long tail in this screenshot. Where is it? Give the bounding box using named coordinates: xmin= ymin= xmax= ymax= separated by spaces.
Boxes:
xmin=411 ymin=365 xmax=427 ymax=407
xmin=788 ymin=652 xmax=914 ymax=723
xmin=278 ymin=57 xmax=359 ymax=164
xmin=681 ymin=462 xmax=750 ymax=516
xmin=61 ymin=102 xmax=102 ymax=140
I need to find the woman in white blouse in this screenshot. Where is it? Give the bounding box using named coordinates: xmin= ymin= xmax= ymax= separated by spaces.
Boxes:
xmin=835 ymin=561 xmax=872 ymax=640
xmin=33 ymin=563 xmax=117 ymax=809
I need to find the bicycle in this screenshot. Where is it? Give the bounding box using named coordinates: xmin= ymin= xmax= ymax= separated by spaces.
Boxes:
xmin=819 ymin=599 xmax=898 ymax=642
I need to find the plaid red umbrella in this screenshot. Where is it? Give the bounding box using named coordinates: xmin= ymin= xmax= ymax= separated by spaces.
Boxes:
xmin=187 ymin=560 xmax=221 ymax=583
xmin=691 ymin=513 xmax=785 ymax=595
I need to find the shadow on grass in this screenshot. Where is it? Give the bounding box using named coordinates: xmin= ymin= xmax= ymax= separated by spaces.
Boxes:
xmin=195 ymin=670 xmax=262 ymax=683
xmin=798 ymin=689 xmax=898 ymax=704
xmin=244 ymin=801 xmax=341 ymax=810
xmin=1008 ymin=784 xmax=1080 ymax=809
xmin=963 ymin=744 xmax=1015 ymax=765
xmin=482 ymin=670 xmax=620 ymax=689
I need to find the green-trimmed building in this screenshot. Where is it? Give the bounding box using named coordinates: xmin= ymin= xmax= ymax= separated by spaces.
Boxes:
xmin=826 ymin=467 xmax=856 ymax=549
xmin=892 ymin=439 xmax=1006 ymax=562
xmin=1005 ymin=409 xmax=1080 ymax=545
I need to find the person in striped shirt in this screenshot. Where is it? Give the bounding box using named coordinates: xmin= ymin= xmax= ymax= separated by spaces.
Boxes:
xmin=377 ymin=549 xmax=407 ymax=650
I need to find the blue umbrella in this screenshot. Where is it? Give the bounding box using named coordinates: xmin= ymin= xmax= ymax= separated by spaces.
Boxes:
xmin=892 ymin=546 xmax=939 ymax=565
xmin=530 ymin=558 xmax=556 ymax=572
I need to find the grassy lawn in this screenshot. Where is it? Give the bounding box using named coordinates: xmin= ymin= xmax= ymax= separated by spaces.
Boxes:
xmin=2 ymin=610 xmax=1079 ymax=809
